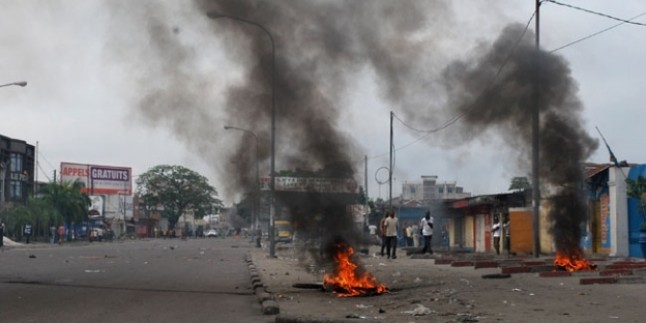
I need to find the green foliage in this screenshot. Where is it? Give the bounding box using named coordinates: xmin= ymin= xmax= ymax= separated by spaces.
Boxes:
xmin=2 ymin=182 xmax=81 ymax=238
xmin=508 ymin=176 xmax=531 ymax=192
xmin=136 ymin=165 xmax=223 ymax=228
xmin=626 ymin=176 xmax=646 ymax=231
xmin=40 ymin=180 xmax=91 ymax=224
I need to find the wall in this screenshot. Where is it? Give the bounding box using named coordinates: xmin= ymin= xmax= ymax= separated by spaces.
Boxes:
xmin=509 ymin=207 xmax=533 ymax=254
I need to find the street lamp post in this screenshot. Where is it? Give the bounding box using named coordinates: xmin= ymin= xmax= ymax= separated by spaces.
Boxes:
xmin=224 ymin=126 xmax=261 ymax=243
xmin=208 ymin=13 xmax=277 ymax=257
xmin=0 ymin=162 xmax=5 ymax=212
xmin=0 ymin=81 xmax=27 ymax=88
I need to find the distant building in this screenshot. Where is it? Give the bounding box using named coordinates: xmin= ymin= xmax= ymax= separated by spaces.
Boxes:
xmin=401 ymin=175 xmax=471 ymax=205
xmin=0 ymin=133 xmax=35 ymax=208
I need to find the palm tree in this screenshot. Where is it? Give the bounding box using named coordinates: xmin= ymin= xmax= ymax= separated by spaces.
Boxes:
xmin=41 ymin=181 xmax=91 ymax=225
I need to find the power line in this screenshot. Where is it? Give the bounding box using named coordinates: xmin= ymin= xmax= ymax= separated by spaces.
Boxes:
xmin=545 ymin=0 xmax=646 ymax=27
xmin=38 ymin=150 xmax=56 ymax=171
xmin=37 ymin=162 xmax=52 ymax=182
xmin=551 ymin=10 xmax=646 ymax=52
xmin=368 ymin=10 xmax=536 ymax=160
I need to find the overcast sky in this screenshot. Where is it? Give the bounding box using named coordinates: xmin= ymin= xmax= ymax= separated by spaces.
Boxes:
xmin=1 ymin=0 xmax=644 ymax=204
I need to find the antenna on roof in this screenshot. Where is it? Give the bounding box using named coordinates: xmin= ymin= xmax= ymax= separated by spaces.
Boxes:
xmin=595 ymin=126 xmax=626 ymax=178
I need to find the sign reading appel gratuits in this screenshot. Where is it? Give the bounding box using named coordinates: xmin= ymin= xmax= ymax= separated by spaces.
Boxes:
xmin=60 ymin=162 xmax=132 ymax=195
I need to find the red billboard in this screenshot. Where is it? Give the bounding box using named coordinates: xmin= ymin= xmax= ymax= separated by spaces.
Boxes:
xmin=60 ymin=162 xmax=132 ymax=195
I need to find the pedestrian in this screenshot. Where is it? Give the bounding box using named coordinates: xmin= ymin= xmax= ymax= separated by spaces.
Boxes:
xmin=24 ymin=223 xmax=32 ymax=244
xmin=405 ymin=224 xmax=413 ymax=246
xmin=411 ymin=223 xmax=420 ymax=247
xmin=420 ymin=210 xmax=434 ymax=254
xmin=379 ymin=213 xmax=388 ymax=257
xmin=0 ymin=222 xmax=5 ymax=250
xmin=441 ymin=225 xmax=449 ymax=249
xmin=411 ymin=224 xmax=420 ymax=248
xmin=383 ymin=210 xmax=399 ymax=259
xmin=492 ymin=217 xmax=501 ymax=255
xmin=57 ymin=225 xmax=65 ymax=245
xmin=503 ymin=217 xmax=510 ymax=255
xmin=50 ymin=225 xmax=56 ymax=244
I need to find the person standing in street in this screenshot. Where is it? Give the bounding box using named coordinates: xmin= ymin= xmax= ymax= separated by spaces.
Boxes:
xmin=411 ymin=222 xmax=420 ymax=248
xmin=50 ymin=225 xmax=56 ymax=244
xmin=24 ymin=223 xmax=32 ymax=244
xmin=379 ymin=213 xmax=388 ymax=257
xmin=0 ymin=222 xmax=5 ymax=250
xmin=57 ymin=225 xmax=65 ymax=245
xmin=384 ymin=210 xmax=399 ymax=259
xmin=405 ymin=224 xmax=413 ymax=247
xmin=503 ymin=217 xmax=510 ymax=255
xmin=492 ymin=217 xmax=501 ymax=255
xmin=420 ymin=211 xmax=434 ymax=254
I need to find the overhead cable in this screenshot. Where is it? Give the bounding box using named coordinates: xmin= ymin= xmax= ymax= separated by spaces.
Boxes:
xmin=551 ymin=10 xmax=646 ymax=52
xmin=545 ymin=0 xmax=646 ymax=27
xmin=368 ymin=11 xmax=536 ymax=160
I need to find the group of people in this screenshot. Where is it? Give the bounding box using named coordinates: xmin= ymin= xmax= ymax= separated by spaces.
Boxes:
xmin=378 ymin=210 xmax=435 ymax=259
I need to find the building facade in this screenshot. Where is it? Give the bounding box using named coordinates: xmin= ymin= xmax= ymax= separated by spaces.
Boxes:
xmin=0 ymin=134 xmax=35 ymax=209
xmin=401 ymin=175 xmax=471 ymax=205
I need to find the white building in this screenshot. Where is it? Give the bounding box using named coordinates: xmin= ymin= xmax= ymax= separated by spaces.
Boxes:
xmin=401 ymin=175 xmax=471 ymax=204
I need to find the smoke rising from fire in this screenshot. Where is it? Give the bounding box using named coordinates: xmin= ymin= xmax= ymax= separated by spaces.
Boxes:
xmin=191 ymin=0 xmax=453 ymax=255
xmin=109 ymin=1 xmax=597 ymax=257
xmin=436 ymin=24 xmax=598 ymax=253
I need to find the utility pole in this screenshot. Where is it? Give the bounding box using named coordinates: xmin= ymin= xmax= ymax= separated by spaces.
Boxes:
xmin=532 ymin=0 xmax=542 ymax=258
xmin=364 ymin=155 xmax=369 ymax=227
xmin=34 ymin=141 xmax=38 ymax=195
xmin=389 ymin=111 xmax=394 ymax=210
xmin=364 ymin=155 xmax=368 ymax=203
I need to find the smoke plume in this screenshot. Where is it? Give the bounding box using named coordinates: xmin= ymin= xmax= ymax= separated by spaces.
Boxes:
xmin=111 ymin=1 xmax=597 ymax=258
xmin=435 ymin=24 xmax=598 ymax=253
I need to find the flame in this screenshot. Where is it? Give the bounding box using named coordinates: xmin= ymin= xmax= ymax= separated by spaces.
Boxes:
xmin=323 ymin=242 xmax=387 ymax=297
xmin=553 ymin=249 xmax=595 ymax=272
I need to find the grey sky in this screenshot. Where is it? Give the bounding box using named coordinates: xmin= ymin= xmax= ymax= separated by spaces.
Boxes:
xmin=1 ymin=0 xmax=644 ymax=204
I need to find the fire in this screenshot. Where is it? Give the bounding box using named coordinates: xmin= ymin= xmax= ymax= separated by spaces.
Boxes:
xmin=323 ymin=242 xmax=387 ymax=297
xmin=553 ymin=249 xmax=595 ymax=272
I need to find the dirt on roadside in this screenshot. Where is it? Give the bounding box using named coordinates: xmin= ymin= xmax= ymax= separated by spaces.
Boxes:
xmin=252 ymin=245 xmax=646 ymax=323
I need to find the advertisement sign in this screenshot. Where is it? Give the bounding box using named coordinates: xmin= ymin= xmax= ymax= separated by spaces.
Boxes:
xmin=60 ymin=162 xmax=132 ymax=195
xmin=259 ymin=176 xmax=358 ymax=194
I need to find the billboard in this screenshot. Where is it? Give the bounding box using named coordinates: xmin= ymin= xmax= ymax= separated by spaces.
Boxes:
xmin=259 ymin=176 xmax=358 ymax=194
xmin=60 ymin=162 xmax=132 ymax=195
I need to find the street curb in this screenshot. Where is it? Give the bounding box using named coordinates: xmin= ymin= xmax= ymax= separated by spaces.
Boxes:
xmin=275 ymin=315 xmax=381 ymax=323
xmin=245 ymin=254 xmax=280 ymax=316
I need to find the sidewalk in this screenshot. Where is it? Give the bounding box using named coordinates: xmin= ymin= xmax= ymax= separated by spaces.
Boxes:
xmin=250 ymin=243 xmax=646 ymax=323
xmin=250 ymin=244 xmax=502 ymax=322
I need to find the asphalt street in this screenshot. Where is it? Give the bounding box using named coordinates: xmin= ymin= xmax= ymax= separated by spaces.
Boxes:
xmin=0 ymin=237 xmax=271 ymax=323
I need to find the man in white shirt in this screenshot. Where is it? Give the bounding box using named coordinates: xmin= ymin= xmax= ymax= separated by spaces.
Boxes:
xmin=492 ymin=218 xmax=501 ymax=255
xmin=420 ymin=211 xmax=434 ymax=254
xmin=384 ymin=211 xmax=399 ymax=259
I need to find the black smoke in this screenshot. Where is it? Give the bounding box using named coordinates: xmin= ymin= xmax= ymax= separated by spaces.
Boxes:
xmin=113 ymin=1 xmax=597 ymax=258
xmin=191 ymin=0 xmax=451 ymax=260
xmin=438 ymin=24 xmax=598 ymax=253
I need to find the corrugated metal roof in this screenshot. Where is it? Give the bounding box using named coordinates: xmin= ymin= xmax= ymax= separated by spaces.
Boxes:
xmin=584 ymin=163 xmax=610 ymax=179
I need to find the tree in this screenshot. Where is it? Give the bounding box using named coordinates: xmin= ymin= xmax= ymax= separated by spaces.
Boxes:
xmin=3 ymin=181 xmax=85 ymax=239
xmin=508 ymin=176 xmax=531 ymax=192
xmin=41 ymin=180 xmax=91 ymax=224
xmin=136 ymin=165 xmax=223 ymax=228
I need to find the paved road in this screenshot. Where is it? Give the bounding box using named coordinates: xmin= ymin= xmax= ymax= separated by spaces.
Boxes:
xmin=0 ymin=237 xmax=271 ymax=323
